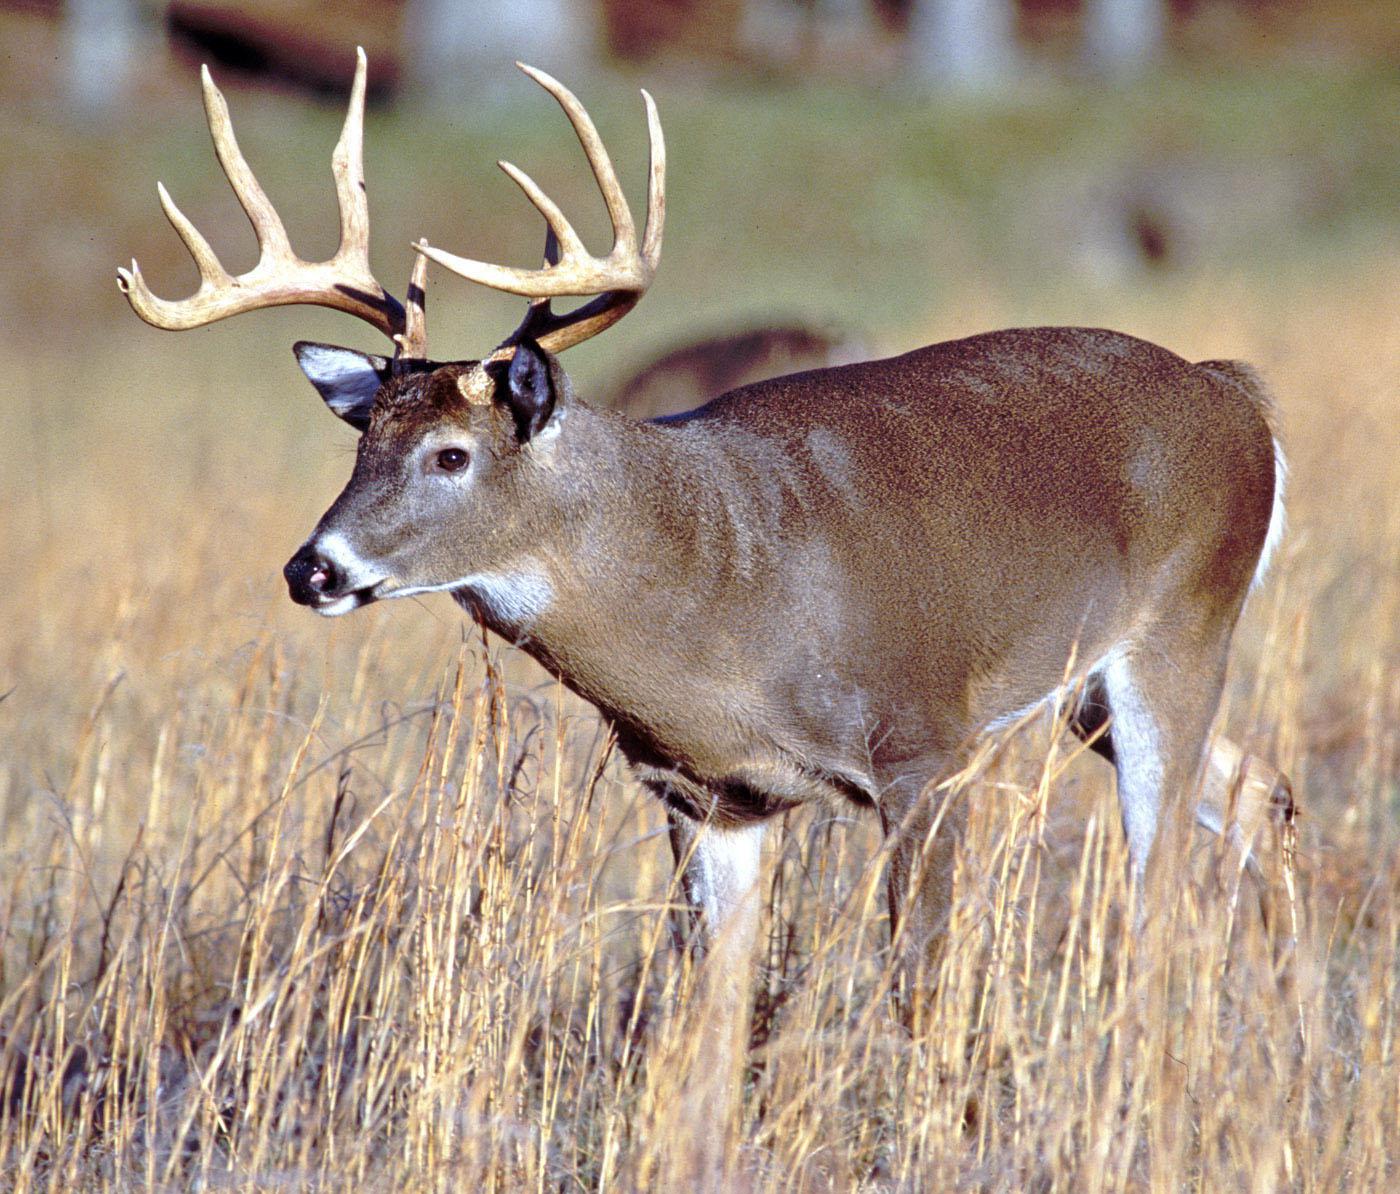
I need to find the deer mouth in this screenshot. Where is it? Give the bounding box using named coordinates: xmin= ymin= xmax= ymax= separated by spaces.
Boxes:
xmin=309 ymin=583 xmax=382 ymax=617
xmin=284 ymin=539 xmax=391 ymax=615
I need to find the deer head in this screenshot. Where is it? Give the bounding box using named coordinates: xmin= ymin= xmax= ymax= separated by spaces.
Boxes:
xmin=118 ymin=51 xmax=664 ymax=619
xmin=285 ymin=342 xmax=578 ymax=620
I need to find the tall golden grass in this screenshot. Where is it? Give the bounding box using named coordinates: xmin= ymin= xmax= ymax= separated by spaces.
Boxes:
xmin=2 ymin=238 xmax=1397 ymax=1189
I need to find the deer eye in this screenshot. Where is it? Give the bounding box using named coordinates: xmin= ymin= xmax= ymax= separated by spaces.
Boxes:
xmin=435 ymin=447 xmax=469 ymax=473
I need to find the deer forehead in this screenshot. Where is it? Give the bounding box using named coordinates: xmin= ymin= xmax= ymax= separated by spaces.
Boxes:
xmin=367 ymin=369 xmax=488 ymax=436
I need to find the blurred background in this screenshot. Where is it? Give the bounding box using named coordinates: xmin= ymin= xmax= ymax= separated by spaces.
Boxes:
xmin=8 ymin=0 xmax=1397 ymax=359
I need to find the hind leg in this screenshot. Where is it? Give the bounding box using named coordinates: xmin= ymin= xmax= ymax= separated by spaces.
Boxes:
xmin=1100 ymin=636 xmax=1233 ymax=918
xmin=1072 ymin=672 xmax=1290 ymax=874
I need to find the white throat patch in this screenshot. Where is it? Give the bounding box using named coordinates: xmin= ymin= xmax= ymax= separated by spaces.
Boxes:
xmin=387 ymin=566 xmax=555 ymax=629
xmin=450 ymin=570 xmax=555 ymax=626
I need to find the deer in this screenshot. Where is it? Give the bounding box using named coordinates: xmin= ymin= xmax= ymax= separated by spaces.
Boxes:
xmin=609 ymin=323 xmax=867 ymax=421
xmin=118 ymin=51 xmax=1290 ymax=1038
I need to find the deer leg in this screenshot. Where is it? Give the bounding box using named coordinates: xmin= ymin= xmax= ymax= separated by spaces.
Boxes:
xmin=1099 ymin=639 xmax=1232 ymax=925
xmin=667 ymin=811 xmax=767 ymax=973
xmin=666 ymin=810 xmax=767 ymax=1050
xmin=663 ymin=810 xmax=766 ymax=1179
xmin=1069 ymin=677 xmax=1290 ymax=878
xmin=876 ymin=766 xmax=965 ymax=1030
xmin=1195 ymin=738 xmax=1294 ymax=877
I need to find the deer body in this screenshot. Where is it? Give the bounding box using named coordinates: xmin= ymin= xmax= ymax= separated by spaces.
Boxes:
xmin=119 ymin=54 xmax=1285 ymax=1030
xmin=377 ymin=327 xmax=1278 ymax=843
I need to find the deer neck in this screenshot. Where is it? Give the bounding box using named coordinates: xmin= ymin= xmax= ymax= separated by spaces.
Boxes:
xmin=466 ymin=402 xmax=775 ymax=726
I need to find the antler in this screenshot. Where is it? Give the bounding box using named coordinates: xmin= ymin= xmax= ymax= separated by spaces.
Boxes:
xmin=117 ymin=48 xmax=409 ymax=346
xmin=416 ymin=63 xmax=665 ymax=357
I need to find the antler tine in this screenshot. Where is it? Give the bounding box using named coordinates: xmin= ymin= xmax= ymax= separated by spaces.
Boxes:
xmin=117 ymin=48 xmax=407 ymax=341
xmin=331 ymin=47 xmax=373 ymax=273
xmin=639 ymin=88 xmax=665 ymax=272
xmin=511 ymin=228 xmax=563 ymax=346
xmin=395 ymin=246 xmax=429 ymax=367
xmin=155 ymin=181 xmax=228 ymax=287
xmin=518 ymin=63 xmax=636 ymax=257
xmin=496 ymin=160 xmax=589 ymax=264
xmin=418 ymin=64 xmax=664 ymax=357
xmin=200 ymin=62 xmax=295 ymax=263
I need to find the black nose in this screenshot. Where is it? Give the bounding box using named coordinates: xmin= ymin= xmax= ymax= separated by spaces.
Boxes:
xmin=284 ymin=546 xmax=340 ymax=606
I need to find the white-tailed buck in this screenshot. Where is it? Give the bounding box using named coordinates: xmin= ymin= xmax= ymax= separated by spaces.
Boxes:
xmin=119 ymin=52 xmax=1287 ymax=1022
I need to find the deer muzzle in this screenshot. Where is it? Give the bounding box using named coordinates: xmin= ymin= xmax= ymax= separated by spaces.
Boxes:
xmin=283 ymin=530 xmax=394 ymax=616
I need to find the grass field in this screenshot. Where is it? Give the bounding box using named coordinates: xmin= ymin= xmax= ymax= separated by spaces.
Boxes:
xmin=2 ymin=29 xmax=1399 ymax=1190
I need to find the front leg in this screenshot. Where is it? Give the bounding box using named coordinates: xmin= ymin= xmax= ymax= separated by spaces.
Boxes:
xmin=663 ymin=810 xmax=767 ymax=1179
xmin=877 ymin=766 xmax=965 ymax=1031
xmin=667 ymin=810 xmax=767 ymax=983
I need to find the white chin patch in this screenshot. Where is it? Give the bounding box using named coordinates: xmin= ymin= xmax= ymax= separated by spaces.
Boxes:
xmin=315 ymin=592 xmax=365 ymax=617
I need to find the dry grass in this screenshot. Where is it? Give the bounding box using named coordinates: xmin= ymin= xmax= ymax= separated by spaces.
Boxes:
xmin=2 ymin=245 xmax=1397 ymax=1190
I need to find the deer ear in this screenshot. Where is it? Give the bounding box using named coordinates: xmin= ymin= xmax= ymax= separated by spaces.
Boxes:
xmin=503 ymin=341 xmax=568 ymax=442
xmin=294 ymin=342 xmax=392 ymax=432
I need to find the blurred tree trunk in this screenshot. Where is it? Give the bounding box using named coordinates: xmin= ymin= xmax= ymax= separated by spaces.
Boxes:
xmin=407 ymin=0 xmax=592 ymax=98
xmin=1083 ymin=0 xmax=1164 ymax=75
xmin=63 ymin=0 xmax=144 ymax=119
xmin=165 ymin=1 xmax=406 ymax=96
xmin=869 ymin=0 xmax=912 ymax=35
xmin=598 ymin=0 xmax=747 ymax=62
xmin=907 ymin=0 xmax=1018 ymax=88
